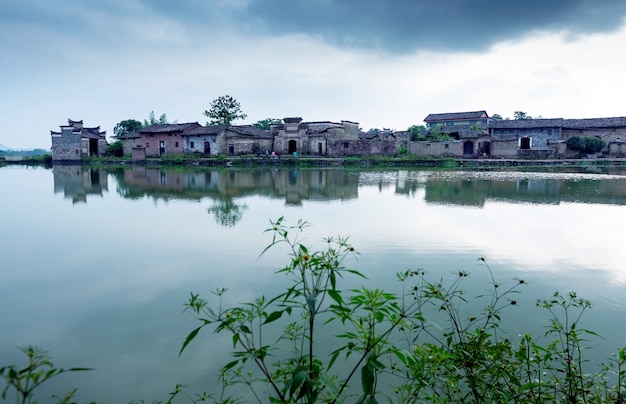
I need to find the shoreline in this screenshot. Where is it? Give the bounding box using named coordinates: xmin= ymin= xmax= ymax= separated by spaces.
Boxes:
xmin=4 ymin=155 xmax=626 ymax=169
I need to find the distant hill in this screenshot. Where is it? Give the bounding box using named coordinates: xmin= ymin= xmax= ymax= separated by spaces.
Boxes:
xmin=0 ymin=148 xmax=49 ymax=156
xmin=0 ymin=144 xmax=8 ymax=150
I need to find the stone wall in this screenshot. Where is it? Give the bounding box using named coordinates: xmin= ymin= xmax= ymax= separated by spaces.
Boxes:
xmin=328 ymin=139 xmax=396 ymax=155
xmin=409 ymin=141 xmax=463 ymax=157
xmin=51 ymin=131 xmax=82 ymax=161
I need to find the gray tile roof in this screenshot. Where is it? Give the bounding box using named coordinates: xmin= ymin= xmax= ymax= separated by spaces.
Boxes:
xmin=562 ymin=117 xmax=626 ymax=128
xmin=424 ymin=111 xmax=488 ymax=122
xmin=227 ymin=125 xmax=272 ymax=138
xmin=139 ymin=122 xmax=200 ymax=134
xmin=118 ymin=131 xmax=140 ymax=139
xmin=183 ymin=125 xmax=226 ymax=136
xmin=488 ymin=118 xmax=564 ymax=129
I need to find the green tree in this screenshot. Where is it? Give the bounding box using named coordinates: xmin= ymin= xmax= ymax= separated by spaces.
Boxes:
xmin=428 ymin=124 xmax=450 ymax=141
xmin=113 ymin=119 xmax=143 ymax=138
xmin=514 ymin=111 xmax=532 ymax=120
xmin=142 ymin=111 xmax=168 ymax=127
xmin=252 ymin=118 xmax=282 ymax=130
xmin=106 ymin=140 xmax=124 ymax=157
xmin=490 ymin=113 xmax=503 ymax=120
xmin=204 ymin=95 xmax=247 ymax=126
xmin=407 ymin=125 xmax=427 ymax=141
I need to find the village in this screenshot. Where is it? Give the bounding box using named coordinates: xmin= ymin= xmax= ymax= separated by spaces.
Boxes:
xmin=49 ymin=110 xmax=626 ymax=162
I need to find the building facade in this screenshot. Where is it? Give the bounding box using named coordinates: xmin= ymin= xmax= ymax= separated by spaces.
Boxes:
xmin=50 ymin=119 xmax=107 ymax=161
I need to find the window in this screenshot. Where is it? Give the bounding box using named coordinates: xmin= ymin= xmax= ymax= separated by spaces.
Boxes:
xmin=146 ymin=142 xmax=149 ymax=148
xmin=520 ymin=137 xmax=532 ymax=150
xmin=444 ymin=144 xmax=449 ymax=149
xmin=175 ymin=142 xmax=179 ymax=147
xmin=190 ymin=141 xmax=195 ymax=148
xmin=343 ymin=142 xmax=349 ymax=149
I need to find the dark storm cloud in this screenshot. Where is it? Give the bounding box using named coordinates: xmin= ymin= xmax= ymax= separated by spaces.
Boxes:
xmin=2 ymin=0 xmax=626 ymax=54
xmin=236 ymin=0 xmax=626 ymax=52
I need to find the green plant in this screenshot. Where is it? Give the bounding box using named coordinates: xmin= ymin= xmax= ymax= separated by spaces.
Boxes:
xmin=0 ymin=346 xmax=91 ymax=404
xmin=567 ymin=136 xmax=606 ymax=154
xmin=180 ymin=218 xmax=429 ymax=403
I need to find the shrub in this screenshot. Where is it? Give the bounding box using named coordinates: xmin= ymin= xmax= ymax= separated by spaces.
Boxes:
xmin=567 ymin=136 xmax=606 ymax=154
xmin=106 ymin=140 xmax=124 ymax=157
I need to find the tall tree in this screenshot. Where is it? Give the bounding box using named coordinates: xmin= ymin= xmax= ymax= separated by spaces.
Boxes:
xmin=252 ymin=118 xmax=282 ymax=130
xmin=407 ymin=125 xmax=427 ymax=141
xmin=143 ymin=111 xmax=168 ymax=127
xmin=513 ymin=111 xmax=532 ymax=120
xmin=490 ymin=113 xmax=503 ymax=120
xmin=113 ymin=119 xmax=143 ymax=138
xmin=204 ymin=95 xmax=247 ymax=126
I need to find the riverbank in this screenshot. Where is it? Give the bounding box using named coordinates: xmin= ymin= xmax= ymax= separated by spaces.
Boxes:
xmin=4 ymin=154 xmax=626 ymax=169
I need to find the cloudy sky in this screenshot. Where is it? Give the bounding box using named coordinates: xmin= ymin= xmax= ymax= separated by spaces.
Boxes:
xmin=2 ymin=0 xmax=626 ymax=149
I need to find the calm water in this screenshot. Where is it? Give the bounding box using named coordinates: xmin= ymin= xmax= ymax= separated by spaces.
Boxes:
xmin=1 ymin=164 xmax=626 ymax=402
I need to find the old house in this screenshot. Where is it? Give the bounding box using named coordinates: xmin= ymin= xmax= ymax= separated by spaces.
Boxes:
xmin=424 ymin=111 xmax=490 ymax=130
xmin=50 ymin=119 xmax=107 ymax=161
xmin=221 ymin=125 xmax=274 ymax=155
xmin=270 ymin=118 xmax=366 ymax=156
xmin=561 ymin=117 xmax=626 ymax=157
xmin=183 ymin=125 xmax=272 ymax=155
xmin=138 ymin=122 xmax=201 ymax=157
xmin=183 ymin=125 xmax=224 ymax=155
xmin=117 ymin=131 xmax=142 ymax=156
xmin=408 ymin=111 xmax=491 ymax=158
xmin=488 ymin=119 xmax=563 ymax=158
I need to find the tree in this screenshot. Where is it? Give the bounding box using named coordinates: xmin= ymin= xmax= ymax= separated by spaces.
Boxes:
xmin=204 ymin=95 xmax=247 ymax=126
xmin=491 ymin=113 xmax=503 ymax=120
xmin=106 ymin=140 xmax=124 ymax=157
xmin=407 ymin=125 xmax=427 ymax=141
xmin=143 ymin=111 xmax=168 ymax=127
xmin=567 ymin=136 xmax=606 ymax=154
xmin=514 ymin=111 xmax=532 ymax=120
xmin=113 ymin=119 xmax=143 ymax=138
xmin=252 ymin=118 xmax=282 ymax=130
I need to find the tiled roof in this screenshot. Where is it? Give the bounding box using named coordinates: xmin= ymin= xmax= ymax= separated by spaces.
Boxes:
xmin=183 ymin=125 xmax=226 ymax=136
xmin=118 ymin=131 xmax=141 ymax=139
xmin=424 ymin=111 xmax=488 ymax=122
xmin=562 ymin=117 xmax=626 ymax=128
xmin=140 ymin=122 xmax=200 ymax=134
xmin=227 ymin=125 xmax=272 ymax=138
xmin=488 ymin=119 xmax=564 ymax=129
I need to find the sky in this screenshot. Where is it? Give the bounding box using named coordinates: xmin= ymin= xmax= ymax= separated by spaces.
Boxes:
xmin=2 ymin=0 xmax=626 ymax=149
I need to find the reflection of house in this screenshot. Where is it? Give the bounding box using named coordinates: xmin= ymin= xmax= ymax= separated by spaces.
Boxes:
xmin=53 ymin=165 xmax=108 ymax=204
xmin=50 ymin=119 xmax=107 ymax=161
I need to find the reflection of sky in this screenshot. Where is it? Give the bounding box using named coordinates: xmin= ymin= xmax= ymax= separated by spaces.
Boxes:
xmin=1 ymin=167 xmax=626 ymax=402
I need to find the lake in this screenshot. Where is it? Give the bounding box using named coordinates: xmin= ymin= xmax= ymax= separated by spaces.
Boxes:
xmin=1 ymin=164 xmax=626 ymax=402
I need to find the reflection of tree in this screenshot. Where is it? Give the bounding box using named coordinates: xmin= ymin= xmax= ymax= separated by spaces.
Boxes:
xmin=207 ymin=199 xmax=248 ymax=227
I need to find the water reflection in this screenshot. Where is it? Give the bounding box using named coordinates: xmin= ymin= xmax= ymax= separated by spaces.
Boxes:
xmin=115 ymin=167 xmax=360 ymax=206
xmin=52 ymin=165 xmax=108 ymax=204
xmin=54 ymin=166 xmax=626 ymax=210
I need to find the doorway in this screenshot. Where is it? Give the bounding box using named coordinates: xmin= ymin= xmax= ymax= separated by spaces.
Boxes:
xmin=463 ymin=141 xmax=474 ymax=156
xmin=288 ymin=140 xmax=297 ymax=154
xmin=159 ymin=140 xmax=165 ymax=156
xmin=204 ymin=141 xmax=211 ymax=155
